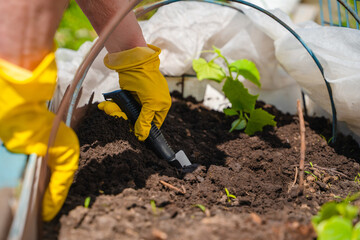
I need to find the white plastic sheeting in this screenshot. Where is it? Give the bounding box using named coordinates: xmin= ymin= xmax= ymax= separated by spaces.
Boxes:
xmin=275 ymin=24 xmax=360 ymax=139
xmin=53 ymin=43 xmax=118 ymax=112
xmin=245 ymin=0 xmax=300 ymax=15
xmin=55 ymin=2 xmax=360 ymax=141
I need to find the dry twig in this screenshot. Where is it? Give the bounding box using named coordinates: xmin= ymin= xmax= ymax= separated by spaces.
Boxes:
xmin=304 ymin=163 xmax=349 ymax=179
xmin=290 ymin=163 xmax=349 ymax=179
xmin=159 ymin=180 xmax=185 ymax=194
xmin=297 ymin=100 xmax=306 ymax=194
xmin=181 ymin=185 xmax=187 ymax=194
xmin=288 ymin=167 xmax=298 ymax=193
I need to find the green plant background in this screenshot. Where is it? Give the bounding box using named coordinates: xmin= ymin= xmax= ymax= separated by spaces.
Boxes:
xmin=56 ymin=0 xmax=159 ymax=50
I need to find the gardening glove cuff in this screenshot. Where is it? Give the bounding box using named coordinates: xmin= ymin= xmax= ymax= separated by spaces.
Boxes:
xmin=0 ymin=53 xmax=57 ymax=149
xmin=103 ymin=44 xmax=171 ymax=141
xmin=0 ymin=53 xmax=57 ymax=121
xmin=0 ymin=54 xmax=80 ymax=221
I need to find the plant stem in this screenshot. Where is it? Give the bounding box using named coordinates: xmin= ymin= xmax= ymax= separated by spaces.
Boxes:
xmin=221 ymin=56 xmax=234 ymax=80
xmin=235 ymin=71 xmax=240 ymax=80
xmin=244 ymin=113 xmax=249 ymax=121
xmin=230 ymin=117 xmax=242 ymax=132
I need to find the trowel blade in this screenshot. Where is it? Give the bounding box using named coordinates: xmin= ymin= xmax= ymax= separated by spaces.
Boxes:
xmin=169 ymin=150 xmax=192 ymax=168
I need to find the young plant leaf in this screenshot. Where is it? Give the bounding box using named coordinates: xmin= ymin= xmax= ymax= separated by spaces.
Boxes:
xmin=192 ymin=58 xmax=225 ymax=82
xmin=316 ymin=216 xmax=352 ymax=240
xmin=229 ymin=59 xmax=261 ymax=88
xmin=352 ymin=222 xmax=360 ymax=240
xmin=244 ymin=108 xmax=276 ymax=135
xmin=84 ymin=196 xmax=91 ymax=208
xmin=224 ymin=187 xmax=237 ymax=203
xmin=225 ymin=188 xmax=230 ymax=196
xmin=193 ymin=204 xmax=206 ymax=212
xmin=229 ymin=119 xmax=246 ymax=132
xmin=223 ymin=108 xmax=238 ymax=116
xmin=336 ymin=202 xmax=359 ymax=220
xmin=222 ymin=77 xmax=258 ymax=113
xmin=150 ymin=200 xmax=157 ymax=215
xmin=228 ymin=194 xmax=236 ymax=199
xmin=212 ymin=46 xmax=224 ymax=59
xmin=312 ymin=202 xmax=341 ymax=227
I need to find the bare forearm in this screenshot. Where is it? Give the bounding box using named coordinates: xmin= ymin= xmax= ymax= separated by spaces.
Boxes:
xmin=76 ymin=0 xmax=146 ymax=53
xmin=0 ymin=0 xmax=68 ymax=70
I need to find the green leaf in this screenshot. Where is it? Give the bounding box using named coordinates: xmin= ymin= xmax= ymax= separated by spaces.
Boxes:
xmin=244 ymin=108 xmax=276 ymax=135
xmin=193 ymin=204 xmax=206 ymax=212
xmin=352 ymin=222 xmax=360 ymax=240
xmin=150 ymin=200 xmax=157 ymax=215
xmin=212 ymin=46 xmax=224 ymax=58
xmin=229 ymin=59 xmax=261 ymax=88
xmin=316 ymin=216 xmax=352 ymax=240
xmin=344 ymin=193 xmax=360 ymax=203
xmin=223 ymin=108 xmax=238 ymax=116
xmin=222 ymin=77 xmax=258 ymax=112
xmin=192 ymin=58 xmax=225 ymax=82
xmin=336 ymin=202 xmax=359 ymax=221
xmin=84 ymin=196 xmax=91 ymax=208
xmin=228 ymin=194 xmax=237 ymax=199
xmin=229 ymin=119 xmax=246 ymax=132
xmin=312 ymin=202 xmax=343 ymax=228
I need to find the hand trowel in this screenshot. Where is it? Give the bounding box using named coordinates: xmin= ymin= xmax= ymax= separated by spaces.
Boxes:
xmin=103 ymin=89 xmax=192 ymax=169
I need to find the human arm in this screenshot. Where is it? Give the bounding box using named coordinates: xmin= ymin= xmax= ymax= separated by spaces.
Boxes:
xmin=0 ymin=0 xmax=68 ymax=70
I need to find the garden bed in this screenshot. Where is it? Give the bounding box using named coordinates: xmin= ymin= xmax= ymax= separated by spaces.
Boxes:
xmin=43 ymin=92 xmax=360 ymax=240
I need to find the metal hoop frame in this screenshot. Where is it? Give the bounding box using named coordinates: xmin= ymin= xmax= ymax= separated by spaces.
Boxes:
xmin=319 ymin=0 xmax=360 ymax=28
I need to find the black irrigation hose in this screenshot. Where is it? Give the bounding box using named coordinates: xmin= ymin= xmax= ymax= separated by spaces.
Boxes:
xmin=66 ymin=0 xmax=338 ymax=143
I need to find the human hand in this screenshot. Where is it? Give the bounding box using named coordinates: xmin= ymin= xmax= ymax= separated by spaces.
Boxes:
xmin=103 ymin=45 xmax=171 ymax=141
xmin=98 ymin=101 xmax=128 ymax=120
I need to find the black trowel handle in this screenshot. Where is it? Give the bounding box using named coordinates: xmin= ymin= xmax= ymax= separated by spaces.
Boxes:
xmin=103 ymin=89 xmax=176 ymax=163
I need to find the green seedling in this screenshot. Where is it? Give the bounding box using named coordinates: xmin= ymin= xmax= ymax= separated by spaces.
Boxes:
xmin=193 ymin=204 xmax=206 ymax=212
xmin=354 ymin=173 xmax=360 ymax=184
xmin=224 ymin=188 xmax=237 ymax=203
xmin=312 ymin=193 xmax=360 ymax=240
xmin=305 ymin=170 xmax=318 ymax=181
xmin=150 ymin=200 xmax=160 ymax=216
xmin=306 ymin=162 xmax=319 ymax=181
xmin=320 ymin=134 xmax=326 ymax=141
xmin=84 ymin=196 xmax=91 ymax=208
xmin=192 ymin=46 xmax=276 ymax=135
xmin=320 ymin=134 xmax=333 ymax=144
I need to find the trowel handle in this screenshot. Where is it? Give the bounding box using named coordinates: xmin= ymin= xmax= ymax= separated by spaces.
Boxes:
xmin=103 ymin=90 xmax=175 ymax=162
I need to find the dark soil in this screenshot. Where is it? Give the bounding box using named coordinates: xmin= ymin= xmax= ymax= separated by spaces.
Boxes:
xmin=43 ymin=92 xmax=360 ymax=240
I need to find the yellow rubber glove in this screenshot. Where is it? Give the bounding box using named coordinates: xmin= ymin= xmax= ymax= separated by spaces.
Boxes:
xmin=103 ymin=44 xmax=171 ymax=141
xmin=0 ymin=53 xmax=79 ymax=222
xmin=98 ymin=101 xmax=128 ymax=120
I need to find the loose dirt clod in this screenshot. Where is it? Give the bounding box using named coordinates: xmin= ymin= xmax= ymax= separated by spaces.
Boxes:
xmin=43 ymin=92 xmax=360 ymax=240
